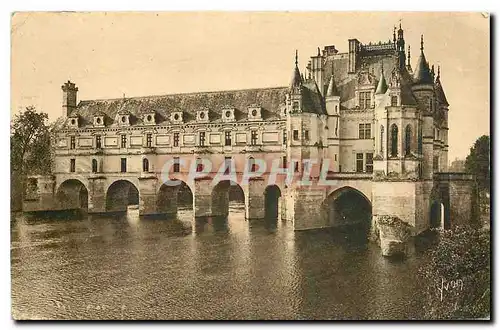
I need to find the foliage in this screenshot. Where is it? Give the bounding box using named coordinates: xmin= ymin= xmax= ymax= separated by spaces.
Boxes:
xmin=11 ymin=106 xmax=53 ymax=176
xmin=464 ymin=135 xmax=490 ymax=193
xmin=417 ymin=225 xmax=490 ymax=319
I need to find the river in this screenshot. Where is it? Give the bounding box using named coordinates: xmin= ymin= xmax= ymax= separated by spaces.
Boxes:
xmin=11 ymin=202 xmax=427 ymax=320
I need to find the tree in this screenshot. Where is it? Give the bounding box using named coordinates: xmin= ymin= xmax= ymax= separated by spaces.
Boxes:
xmin=10 ymin=107 xmax=53 ymax=210
xmin=464 ymin=135 xmax=490 ymax=193
xmin=417 ymin=225 xmax=490 ymax=319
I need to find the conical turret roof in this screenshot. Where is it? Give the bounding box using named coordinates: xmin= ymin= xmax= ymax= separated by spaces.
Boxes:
xmin=375 ymin=70 xmax=388 ymax=94
xmin=413 ymin=35 xmax=433 ymax=85
xmin=435 ymin=67 xmax=449 ymax=106
xmin=326 ymin=74 xmax=340 ymax=97
xmin=290 ymin=50 xmax=302 ymax=88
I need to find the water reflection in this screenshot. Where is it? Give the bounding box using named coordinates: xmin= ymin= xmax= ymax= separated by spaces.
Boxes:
xmin=11 ymin=204 xmax=425 ymax=320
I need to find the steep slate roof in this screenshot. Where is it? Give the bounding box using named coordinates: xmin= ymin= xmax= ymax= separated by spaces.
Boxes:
xmin=300 ymin=80 xmax=326 ymax=115
xmin=375 ymin=71 xmax=388 ymax=94
xmin=63 ymin=87 xmax=288 ymax=129
xmin=435 ymin=70 xmax=449 ymax=106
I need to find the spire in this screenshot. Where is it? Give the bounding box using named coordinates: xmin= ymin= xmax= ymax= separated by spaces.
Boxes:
xmin=375 ymin=61 xmax=388 ymax=94
xmin=407 ymin=45 xmax=411 ymax=67
xmin=326 ymin=61 xmax=340 ymax=97
xmin=435 ymin=65 xmax=449 ymax=106
xmin=290 ymin=50 xmax=302 ymax=88
xmin=413 ymin=34 xmax=433 ymax=85
xmin=393 ymin=26 xmax=396 ymax=44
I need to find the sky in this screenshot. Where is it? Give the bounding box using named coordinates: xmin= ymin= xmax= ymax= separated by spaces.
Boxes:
xmin=11 ymin=11 xmax=489 ymax=162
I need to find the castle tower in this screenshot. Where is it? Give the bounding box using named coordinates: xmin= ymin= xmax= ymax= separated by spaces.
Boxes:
xmin=61 ymin=80 xmax=78 ymax=117
xmin=325 ymin=63 xmax=341 ymax=172
xmin=411 ymin=35 xmax=435 ymax=180
xmin=435 ymin=66 xmax=450 ymax=171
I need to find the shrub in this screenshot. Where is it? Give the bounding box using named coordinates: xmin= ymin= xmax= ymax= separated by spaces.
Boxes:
xmin=417 ymin=225 xmax=490 ymax=319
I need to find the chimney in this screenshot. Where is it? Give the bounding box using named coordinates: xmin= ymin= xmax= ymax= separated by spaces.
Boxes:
xmin=61 ymin=80 xmax=78 ymax=117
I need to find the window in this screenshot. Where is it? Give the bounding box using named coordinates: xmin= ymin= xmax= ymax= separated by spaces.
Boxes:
xmin=70 ymin=158 xmax=76 ymax=172
xmin=356 ymin=153 xmax=364 ymax=172
xmin=433 ymin=156 xmax=439 ymax=170
xmin=390 ymin=124 xmax=399 ymax=157
xmin=173 ymin=133 xmax=179 ymax=147
xmin=359 ymin=123 xmax=371 ymax=139
xmin=173 ymin=157 xmax=180 ymax=173
xmin=304 ymin=130 xmax=309 ymax=141
xmin=199 ymin=132 xmax=206 ymax=147
xmin=391 ymin=96 xmax=398 ymax=106
xmin=380 ymin=125 xmax=385 ymax=154
xmin=405 ymin=125 xmax=412 ymax=156
xmin=146 ymin=133 xmax=152 ymax=147
xmin=293 ymin=130 xmax=299 ymax=141
xmin=294 ymin=161 xmax=299 ymax=172
xmin=283 ymin=130 xmax=287 ymax=145
xmin=366 ymin=153 xmax=373 ymax=173
xmin=292 ymin=101 xmax=299 ymax=111
xmin=359 ymin=91 xmax=371 ymax=109
xmin=143 ymin=158 xmax=149 ymax=172
xmin=121 ymin=158 xmax=127 ymax=173
xmin=95 ymin=135 xmax=102 ymax=149
xmin=224 ymin=157 xmax=232 ymax=175
xmin=92 ymin=159 xmax=98 ymax=173
xmin=196 ymin=158 xmax=203 ymax=172
xmin=334 ymin=154 xmax=337 ymax=161
xmin=121 ymin=135 xmax=127 ymax=148
xmin=248 ymin=157 xmax=256 ymax=172
xmin=418 ymin=126 xmax=423 ymax=155
xmin=70 ymin=136 xmax=76 ymax=149
xmin=251 ymin=131 xmax=258 ymax=146
xmin=224 ymin=131 xmax=231 ymax=146
xmin=282 ymin=156 xmax=287 ymax=169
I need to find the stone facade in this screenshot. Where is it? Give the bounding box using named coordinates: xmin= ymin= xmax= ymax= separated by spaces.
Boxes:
xmin=23 ymin=26 xmax=477 ymax=234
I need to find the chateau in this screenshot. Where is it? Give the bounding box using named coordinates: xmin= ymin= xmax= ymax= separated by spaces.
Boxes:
xmin=24 ymin=26 xmax=476 ymax=234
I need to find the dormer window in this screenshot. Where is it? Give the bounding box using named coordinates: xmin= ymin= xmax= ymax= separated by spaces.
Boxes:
xmin=171 ymin=111 xmax=183 ymax=124
xmin=68 ymin=114 xmax=79 ymax=129
xmin=248 ymin=104 xmax=262 ymax=121
xmin=197 ymin=109 xmax=209 ymax=123
xmin=117 ymin=110 xmax=130 ymax=126
xmin=93 ymin=112 xmax=105 ymax=127
xmin=391 ymin=95 xmax=398 ymax=106
xmin=280 ymin=104 xmax=287 ymax=118
xmin=142 ymin=111 xmax=156 ymax=125
xmin=222 ymin=107 xmax=235 ymax=122
xmin=359 ymin=91 xmax=372 ymax=110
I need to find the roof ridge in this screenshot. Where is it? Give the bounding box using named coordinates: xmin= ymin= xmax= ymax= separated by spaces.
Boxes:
xmin=78 ymin=85 xmax=288 ymax=104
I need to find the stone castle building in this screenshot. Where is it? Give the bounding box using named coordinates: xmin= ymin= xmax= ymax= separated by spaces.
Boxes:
xmin=24 ymin=26 xmax=476 ymax=234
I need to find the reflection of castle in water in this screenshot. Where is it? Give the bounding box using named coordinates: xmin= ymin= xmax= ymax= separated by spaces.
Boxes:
xmin=23 ymin=25 xmax=476 ymax=236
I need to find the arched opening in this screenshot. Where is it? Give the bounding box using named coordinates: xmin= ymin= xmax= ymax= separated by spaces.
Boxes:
xmin=248 ymin=157 xmax=256 ymax=172
xmin=430 ymin=201 xmax=449 ymax=230
xmin=405 ymin=124 xmax=412 ymax=156
xmin=92 ymin=159 xmax=98 ymax=173
xmin=323 ymin=187 xmax=372 ymax=239
xmin=390 ymin=124 xmax=398 ymax=157
xmin=380 ymin=125 xmax=385 ymax=155
xmin=56 ymin=179 xmax=88 ymax=210
xmin=211 ymin=180 xmax=245 ymax=218
xmin=142 ymin=158 xmax=149 ymax=172
xmin=157 ymin=180 xmax=193 ymax=217
xmin=105 ymin=180 xmax=139 ymax=212
xmin=264 ymin=185 xmax=281 ymax=219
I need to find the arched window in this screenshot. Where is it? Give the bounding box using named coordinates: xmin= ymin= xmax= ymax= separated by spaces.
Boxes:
xmin=142 ymin=158 xmax=149 ymax=172
xmin=405 ymin=125 xmax=412 ymax=156
xmin=390 ymin=124 xmax=398 ymax=157
xmin=248 ymin=157 xmax=256 ymax=172
xmin=92 ymin=159 xmax=98 ymax=173
xmin=196 ymin=158 xmax=203 ymax=172
xmin=380 ymin=125 xmax=385 ymax=155
xmin=418 ymin=125 xmax=423 ymax=155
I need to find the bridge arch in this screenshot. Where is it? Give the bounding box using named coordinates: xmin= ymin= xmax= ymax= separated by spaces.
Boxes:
xmin=56 ymin=179 xmax=89 ymax=210
xmin=157 ymin=179 xmax=193 ymax=216
xmin=105 ymin=179 xmax=140 ymax=212
xmin=211 ymin=180 xmax=245 ymax=218
xmin=264 ymin=184 xmax=282 ymax=220
xmin=430 ymin=186 xmax=450 ymax=230
xmin=322 ymin=186 xmax=372 ymax=229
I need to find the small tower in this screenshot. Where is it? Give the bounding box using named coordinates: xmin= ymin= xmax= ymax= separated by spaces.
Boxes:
xmin=406 ymin=45 xmax=413 ymax=74
xmin=412 ymin=35 xmax=435 ymax=179
xmin=62 ymin=80 xmax=78 ymax=117
xmin=325 ymin=62 xmax=341 ymax=171
xmin=310 ymin=47 xmax=325 ymax=95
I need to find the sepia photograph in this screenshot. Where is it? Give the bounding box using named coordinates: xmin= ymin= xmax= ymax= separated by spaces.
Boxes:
xmin=10 ymin=11 xmax=490 ymax=320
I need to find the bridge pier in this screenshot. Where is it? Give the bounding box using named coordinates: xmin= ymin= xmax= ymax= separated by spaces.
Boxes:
xmin=193 ymin=177 xmax=212 ymax=218
xmin=88 ymin=176 xmax=106 ymax=213
xmin=139 ymin=176 xmax=158 ymax=216
xmin=245 ymin=178 xmax=266 ymax=220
